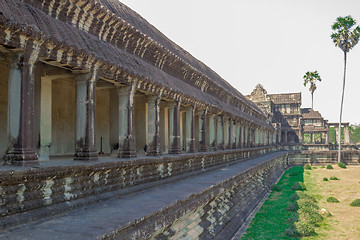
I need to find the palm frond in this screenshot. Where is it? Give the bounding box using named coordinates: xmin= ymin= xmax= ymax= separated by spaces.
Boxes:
xmin=331 ymin=15 xmax=360 ymax=52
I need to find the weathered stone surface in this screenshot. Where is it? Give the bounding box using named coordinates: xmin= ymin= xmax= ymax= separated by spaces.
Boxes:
xmin=0 ymin=147 xmax=276 ymax=229
xmin=102 ymin=152 xmax=288 ymax=240
xmin=289 ymin=150 xmax=360 ymax=165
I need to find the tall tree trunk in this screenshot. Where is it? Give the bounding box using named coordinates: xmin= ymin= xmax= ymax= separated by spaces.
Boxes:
xmin=338 ymin=51 xmax=347 ymax=163
xmin=311 ymin=92 xmax=314 ymax=109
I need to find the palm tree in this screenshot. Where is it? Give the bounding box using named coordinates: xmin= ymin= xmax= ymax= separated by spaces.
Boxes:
xmin=331 ymin=15 xmax=360 ymax=163
xmin=303 ymin=71 xmax=321 ymax=109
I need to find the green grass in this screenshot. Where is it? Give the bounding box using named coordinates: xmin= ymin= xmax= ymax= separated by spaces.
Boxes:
xmin=326 ymin=197 xmax=339 ymax=203
xmin=338 ymin=162 xmax=347 ymax=169
xmin=350 ymin=199 xmax=360 ymax=207
xmin=304 ymin=164 xmax=312 ymax=170
xmin=241 ymin=166 xmax=304 ymax=240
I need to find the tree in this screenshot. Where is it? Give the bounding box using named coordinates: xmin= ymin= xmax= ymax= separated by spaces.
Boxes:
xmin=303 ymin=71 xmax=321 ymax=109
xmin=331 ymin=15 xmax=360 ymax=163
xmin=349 ymin=124 xmax=360 ymax=144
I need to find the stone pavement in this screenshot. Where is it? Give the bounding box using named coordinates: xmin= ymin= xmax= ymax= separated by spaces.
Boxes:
xmin=0 ymin=152 xmax=285 ymax=240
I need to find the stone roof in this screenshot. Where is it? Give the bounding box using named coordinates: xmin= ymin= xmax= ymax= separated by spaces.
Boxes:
xmin=267 ymin=93 xmax=302 ymax=104
xmin=301 ymin=108 xmax=323 ymax=119
xmin=0 ymin=0 xmax=272 ymax=128
xmin=98 ymin=0 xmax=263 ymax=112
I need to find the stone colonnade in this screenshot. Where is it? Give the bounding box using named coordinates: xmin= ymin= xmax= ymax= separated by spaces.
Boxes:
xmin=301 ymin=131 xmax=329 ymax=144
xmin=2 ymin=53 xmax=276 ymax=166
xmin=328 ymin=123 xmax=350 ymax=144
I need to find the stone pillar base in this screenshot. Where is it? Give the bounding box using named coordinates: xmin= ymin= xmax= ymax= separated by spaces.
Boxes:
xmin=74 ymin=148 xmax=98 ymax=161
xmin=169 ymin=148 xmax=181 ymax=154
xmin=147 ymin=151 xmax=162 ymax=157
xmin=199 ymin=145 xmax=208 ymax=152
xmin=187 ymin=139 xmax=196 ymax=153
xmin=217 ymin=144 xmax=225 ymax=150
xmin=4 ymin=148 xmax=39 ymax=166
xmin=119 ymin=150 xmax=137 ymax=158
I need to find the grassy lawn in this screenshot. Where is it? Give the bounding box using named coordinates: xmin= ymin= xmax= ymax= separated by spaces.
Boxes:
xmin=302 ymin=165 xmax=360 ymax=240
xmin=241 ymin=166 xmax=304 ymax=240
xmin=241 ymin=164 xmax=360 ymax=240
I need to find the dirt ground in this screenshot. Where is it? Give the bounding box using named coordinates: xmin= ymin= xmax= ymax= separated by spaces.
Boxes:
xmin=305 ymin=165 xmax=360 ymax=240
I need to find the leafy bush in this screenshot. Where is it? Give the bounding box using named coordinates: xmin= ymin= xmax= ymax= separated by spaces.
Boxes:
xmin=290 ymin=192 xmax=299 ymax=201
xmin=294 ymin=221 xmax=315 ymax=236
xmin=296 ymin=192 xmax=316 ymax=202
xmin=286 ymin=202 xmax=299 ymax=212
xmin=286 ymin=212 xmax=299 ymax=224
xmin=284 ymin=225 xmax=299 ymax=237
xmin=321 ymin=166 xmax=325 ymax=168
xmin=323 ymin=177 xmax=329 ymax=181
xmin=298 ymin=199 xmax=319 ymax=210
xmin=299 ymin=207 xmax=323 ymax=224
xmin=271 ymin=184 xmax=281 ymax=192
xmin=350 ymin=199 xmax=360 ymax=207
xmin=292 ymin=182 xmax=306 ymax=191
xmin=326 ymin=197 xmax=339 ymax=203
xmin=326 ymin=165 xmax=333 ymax=169
xmin=330 ymin=176 xmax=339 ymax=180
xmin=304 ymin=164 xmax=312 ymax=170
xmin=338 ymin=162 xmax=347 ymax=169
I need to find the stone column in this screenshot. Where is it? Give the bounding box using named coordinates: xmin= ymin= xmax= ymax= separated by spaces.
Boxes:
xmin=237 ymin=123 xmax=241 ymax=148
xmin=248 ymin=127 xmax=252 ymax=147
xmin=4 ymin=53 xmax=39 ymax=165
xmin=335 ymin=127 xmax=339 ymax=144
xmin=217 ymin=115 xmax=225 ymax=150
xmin=284 ymin=131 xmax=288 ymax=144
xmin=241 ymin=125 xmax=246 ymax=148
xmin=325 ymin=132 xmax=329 ymax=144
xmin=74 ymin=71 xmax=98 ymax=161
xmin=185 ymin=106 xmax=196 ymax=153
xmin=117 ymin=85 xmax=136 ymax=158
xmin=168 ymin=101 xmax=181 ymax=154
xmin=147 ymin=94 xmax=162 ymax=156
xmin=311 ymin=133 xmax=315 ymax=144
xmin=254 ymin=128 xmax=259 ymax=147
xmin=232 ymin=120 xmax=237 ymax=149
xmin=344 ymin=124 xmax=350 ymax=144
xmin=238 ymin=124 xmax=243 ymax=148
xmin=244 ymin=126 xmax=249 ymax=148
xmin=198 ymin=109 xmax=208 ymax=152
xmin=227 ymin=119 xmax=232 ymax=149
xmin=208 ymin=114 xmax=216 ymax=150
xmin=252 ymin=128 xmax=256 ymax=147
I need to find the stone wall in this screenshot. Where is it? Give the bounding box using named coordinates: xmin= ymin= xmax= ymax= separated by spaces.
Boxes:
xmin=96 ymin=88 xmax=111 ymax=154
xmin=0 ymin=147 xmax=276 ymax=229
xmin=51 ymin=78 xmax=76 ymax=156
xmin=289 ymin=150 xmax=360 ymax=165
xmin=0 ymin=62 xmax=8 ymax=159
xmin=101 ymin=152 xmax=288 ymax=239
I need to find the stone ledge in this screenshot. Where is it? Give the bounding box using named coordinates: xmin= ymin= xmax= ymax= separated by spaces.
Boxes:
xmin=101 ymin=152 xmax=288 ymax=239
xmin=0 ymin=147 xmax=276 ymax=229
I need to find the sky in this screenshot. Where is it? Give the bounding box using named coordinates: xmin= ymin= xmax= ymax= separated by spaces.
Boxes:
xmin=120 ymin=0 xmax=360 ymax=124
